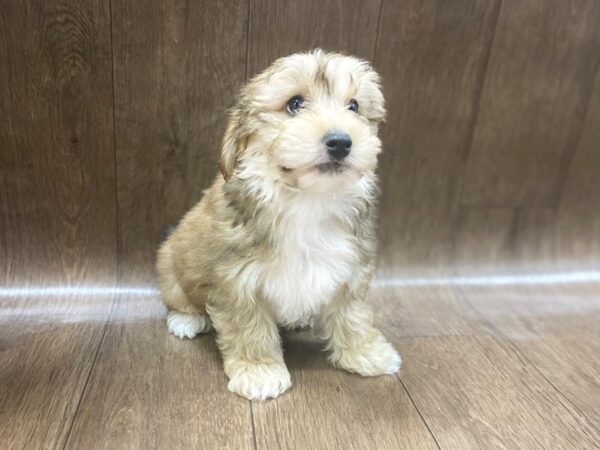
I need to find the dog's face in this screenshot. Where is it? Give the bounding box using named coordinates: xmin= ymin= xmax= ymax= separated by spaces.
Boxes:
xmin=220 ymin=50 xmax=386 ymax=193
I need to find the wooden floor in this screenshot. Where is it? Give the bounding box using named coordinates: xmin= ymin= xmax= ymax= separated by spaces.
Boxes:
xmin=2 ymin=275 xmax=599 ymax=449
xmin=2 ymin=1 xmax=600 ymax=449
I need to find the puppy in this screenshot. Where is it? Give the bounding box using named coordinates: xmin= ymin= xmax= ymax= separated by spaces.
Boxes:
xmin=156 ymin=49 xmax=401 ymax=400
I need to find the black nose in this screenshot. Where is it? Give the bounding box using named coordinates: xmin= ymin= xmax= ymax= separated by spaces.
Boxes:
xmin=324 ymin=132 xmax=352 ymax=160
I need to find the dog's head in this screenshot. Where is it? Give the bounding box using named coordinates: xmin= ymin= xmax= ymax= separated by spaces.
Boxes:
xmin=220 ymin=49 xmax=385 ymax=194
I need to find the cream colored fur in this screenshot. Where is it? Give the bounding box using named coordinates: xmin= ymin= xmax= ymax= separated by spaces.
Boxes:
xmin=156 ymin=49 xmax=400 ymax=400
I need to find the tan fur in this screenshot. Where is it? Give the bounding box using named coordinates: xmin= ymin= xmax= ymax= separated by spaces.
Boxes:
xmin=156 ymin=50 xmax=400 ymax=400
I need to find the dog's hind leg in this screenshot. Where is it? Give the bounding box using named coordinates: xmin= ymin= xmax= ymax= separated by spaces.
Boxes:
xmin=157 ymin=241 xmax=213 ymax=339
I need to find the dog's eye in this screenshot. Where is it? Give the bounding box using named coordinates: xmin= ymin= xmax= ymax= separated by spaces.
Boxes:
xmin=286 ymin=95 xmax=304 ymax=115
xmin=348 ymin=99 xmax=359 ymax=112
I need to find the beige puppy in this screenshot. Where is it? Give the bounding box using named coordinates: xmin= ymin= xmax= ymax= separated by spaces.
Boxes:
xmin=156 ymin=49 xmax=401 ymax=400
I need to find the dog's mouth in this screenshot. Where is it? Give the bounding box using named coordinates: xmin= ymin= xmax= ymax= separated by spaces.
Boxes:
xmin=315 ymin=161 xmax=347 ymax=174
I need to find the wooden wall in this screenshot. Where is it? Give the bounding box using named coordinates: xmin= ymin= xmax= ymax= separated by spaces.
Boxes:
xmin=2 ymin=0 xmax=600 ymax=288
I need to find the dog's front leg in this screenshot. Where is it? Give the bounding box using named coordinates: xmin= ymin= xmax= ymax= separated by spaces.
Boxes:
xmin=208 ymin=291 xmax=291 ymax=401
xmin=319 ymin=284 xmax=401 ymax=376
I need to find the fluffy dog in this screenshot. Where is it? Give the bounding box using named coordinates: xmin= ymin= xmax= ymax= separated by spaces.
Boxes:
xmin=156 ymin=49 xmax=401 ymax=400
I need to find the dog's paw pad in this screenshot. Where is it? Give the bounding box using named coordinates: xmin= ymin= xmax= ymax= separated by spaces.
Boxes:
xmin=167 ymin=311 xmax=212 ymax=339
xmin=227 ymin=363 xmax=292 ymax=401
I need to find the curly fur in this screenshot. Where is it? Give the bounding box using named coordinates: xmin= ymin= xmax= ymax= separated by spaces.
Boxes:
xmin=156 ymin=49 xmax=400 ymax=400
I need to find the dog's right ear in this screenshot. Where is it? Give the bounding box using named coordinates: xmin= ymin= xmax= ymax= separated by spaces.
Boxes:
xmin=219 ymin=109 xmax=249 ymax=181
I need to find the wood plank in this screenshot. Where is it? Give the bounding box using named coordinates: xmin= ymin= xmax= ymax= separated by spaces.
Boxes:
xmin=65 ymin=295 xmax=255 ymax=450
xmin=0 ymin=0 xmax=116 ymax=285
xmin=460 ymin=281 xmax=600 ymax=427
xmin=247 ymin=0 xmax=382 ymax=75
xmin=452 ymin=206 xmax=517 ymax=272
xmin=511 ymin=208 xmax=560 ymax=267
xmin=462 ymin=0 xmax=600 ymax=207
xmin=252 ymin=331 xmax=438 ymax=450
xmin=557 ymin=67 xmax=600 ymax=263
xmin=398 ymin=334 xmax=600 ymax=448
xmin=0 ymin=295 xmax=113 ymax=449
xmin=511 ymin=321 xmax=600 ymax=427
xmin=459 ymin=282 xmax=600 ymax=339
xmin=0 ymin=1 xmax=116 ymax=447
xmin=370 ymin=286 xmax=485 ymax=338
xmin=452 ymin=205 xmax=562 ymax=274
xmin=374 ymin=0 xmax=501 ymax=272
xmin=112 ymin=0 xmax=248 ymax=284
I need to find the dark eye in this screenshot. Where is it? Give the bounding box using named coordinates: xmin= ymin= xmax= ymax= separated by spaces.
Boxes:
xmin=348 ymin=99 xmax=359 ymax=112
xmin=286 ymin=95 xmax=304 ymax=115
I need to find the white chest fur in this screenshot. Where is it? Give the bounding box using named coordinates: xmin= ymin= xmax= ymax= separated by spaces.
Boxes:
xmin=260 ymin=197 xmax=358 ymax=327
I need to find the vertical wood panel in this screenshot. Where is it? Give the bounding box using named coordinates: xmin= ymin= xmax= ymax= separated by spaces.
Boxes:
xmin=374 ymin=0 xmax=501 ymax=273
xmin=511 ymin=208 xmax=558 ymax=264
xmin=462 ymin=0 xmax=600 ymax=207
xmin=0 ymin=1 xmax=116 ymax=448
xmin=0 ymin=0 xmax=116 ymax=286
xmin=247 ymin=0 xmax=382 ymax=75
xmin=112 ymin=0 xmax=248 ymax=284
xmin=557 ymin=68 xmax=600 ymax=263
xmin=452 ymin=206 xmax=564 ymax=275
xmin=452 ymin=206 xmax=516 ymax=272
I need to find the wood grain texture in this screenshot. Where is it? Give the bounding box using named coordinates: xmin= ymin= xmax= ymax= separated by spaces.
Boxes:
xmin=0 ymin=0 xmax=116 ymax=286
xmin=5 ymin=287 xmax=600 ymax=449
xmin=511 ymin=321 xmax=600 ymax=428
xmin=0 ymin=295 xmax=113 ymax=449
xmin=462 ymin=0 xmax=600 ymax=207
xmin=398 ymin=334 xmax=600 ymax=449
xmin=0 ymin=2 xmax=116 ymax=447
xmin=461 ymin=283 xmax=600 ymax=431
xmin=452 ymin=206 xmax=517 ymax=272
xmin=64 ymin=295 xmax=255 ymax=450
xmin=252 ymin=331 xmax=438 ymax=450
xmin=374 ymin=0 xmax=501 ymax=272
xmin=452 ymin=206 xmax=561 ymax=275
xmin=2 ymin=1 xmax=600 ymax=449
xmin=247 ymin=0 xmax=382 ymax=75
xmin=557 ymin=67 xmax=600 ymax=263
xmin=370 ymin=286 xmax=485 ymax=338
xmin=112 ymin=0 xmax=248 ymax=284
xmin=511 ymin=208 xmax=558 ymax=264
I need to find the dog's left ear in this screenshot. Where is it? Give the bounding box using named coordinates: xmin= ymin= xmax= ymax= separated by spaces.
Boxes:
xmin=219 ymin=108 xmax=249 ymax=181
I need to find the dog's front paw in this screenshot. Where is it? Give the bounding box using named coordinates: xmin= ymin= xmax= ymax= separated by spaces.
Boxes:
xmin=227 ymin=362 xmax=292 ymax=401
xmin=167 ymin=311 xmax=213 ymax=339
xmin=329 ymin=335 xmax=401 ymax=377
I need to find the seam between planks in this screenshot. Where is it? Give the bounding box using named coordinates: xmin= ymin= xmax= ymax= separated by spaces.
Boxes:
xmin=249 ymin=401 xmax=258 ymax=450
xmin=245 ymin=4 xmax=258 ymax=448
xmin=60 ymin=291 xmax=119 ymax=449
xmin=397 ymin=374 xmax=442 ymax=450
xmin=60 ymin=0 xmax=122 ymax=446
xmin=244 ymin=0 xmax=252 ymax=80
xmin=371 ymin=0 xmax=385 ymax=63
